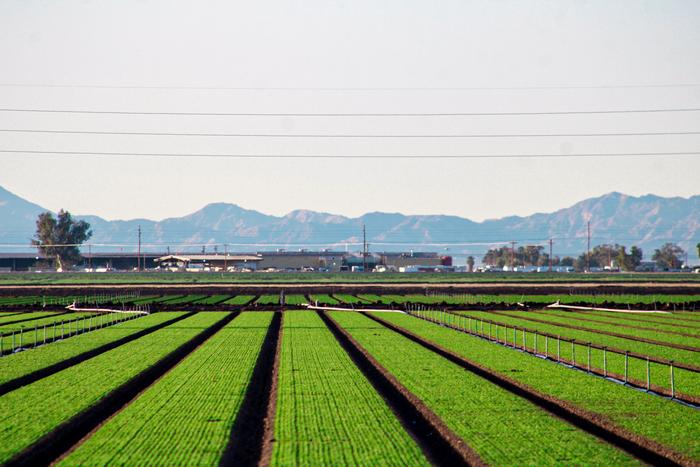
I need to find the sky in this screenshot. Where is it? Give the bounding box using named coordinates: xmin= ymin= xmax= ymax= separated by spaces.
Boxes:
xmin=0 ymin=0 xmax=699 ymax=222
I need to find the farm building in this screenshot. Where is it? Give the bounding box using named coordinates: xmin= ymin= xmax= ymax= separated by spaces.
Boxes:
xmin=380 ymin=252 xmax=451 ymax=268
xmin=0 ymin=252 xmax=164 ymax=272
xmin=154 ymin=254 xmax=263 ymax=271
xmin=255 ymin=250 xmax=346 ymax=271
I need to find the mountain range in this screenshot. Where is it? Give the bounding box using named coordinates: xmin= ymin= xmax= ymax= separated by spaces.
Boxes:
xmin=1 ymin=185 xmax=699 ymax=260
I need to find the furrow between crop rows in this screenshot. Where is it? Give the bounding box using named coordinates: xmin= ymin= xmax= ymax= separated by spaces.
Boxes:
xmin=271 ymin=311 xmax=434 ymax=466
xmin=0 ymin=312 xmax=193 ymax=396
xmin=331 ymin=311 xmax=644 ymax=465
xmin=61 ymin=312 xmax=272 ymax=465
xmin=0 ymin=312 xmax=231 ymax=465
xmin=220 ymin=311 xmax=282 ymax=466
xmin=370 ymin=311 xmax=700 ymax=463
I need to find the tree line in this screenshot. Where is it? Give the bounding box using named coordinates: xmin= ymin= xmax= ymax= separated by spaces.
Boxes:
xmin=480 ymin=242 xmax=693 ymax=271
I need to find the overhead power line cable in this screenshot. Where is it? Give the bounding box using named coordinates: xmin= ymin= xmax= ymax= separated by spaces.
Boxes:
xmin=1 ymin=107 xmax=700 ymax=117
xmin=2 ymin=129 xmax=700 ymax=138
xmin=1 ymin=149 xmax=699 ymax=159
xmin=1 ymin=83 xmax=700 ymax=91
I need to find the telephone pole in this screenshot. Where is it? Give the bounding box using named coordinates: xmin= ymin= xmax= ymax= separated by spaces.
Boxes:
xmin=137 ymin=225 xmax=142 ymax=272
xmin=548 ymin=238 xmax=553 ymax=272
xmin=362 ymin=224 xmax=367 ymax=271
xmin=586 ymin=220 xmax=591 ymax=272
xmin=224 ymin=244 xmax=228 ymax=272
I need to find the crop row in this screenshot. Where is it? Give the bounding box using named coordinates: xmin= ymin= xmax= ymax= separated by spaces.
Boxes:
xmin=370 ymin=311 xmax=700 ymax=460
xmin=0 ymin=312 xmax=135 ymax=354
xmin=272 ymin=311 xmax=428 ymax=465
xmin=0 ymin=312 xmax=228 ymax=464
xmin=282 ymin=294 xmax=307 ymax=306
xmin=0 ymin=294 xmax=139 ymax=307
xmin=330 ymin=312 xmax=635 ymax=465
xmin=308 ymin=294 xmax=339 ymax=305
xmin=222 ymin=295 xmax=255 ymax=305
xmin=452 ymin=310 xmax=700 ymax=396
xmin=0 ymin=312 xmax=187 ymax=386
xmin=514 ymin=309 xmax=700 ymax=343
xmin=456 ymin=310 xmax=700 ymax=367
xmin=539 ymin=309 xmax=700 ymax=335
xmin=62 ymin=312 xmax=273 ymax=465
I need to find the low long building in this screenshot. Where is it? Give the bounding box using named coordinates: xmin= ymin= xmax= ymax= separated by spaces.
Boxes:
xmin=0 ymin=250 xmax=450 ymax=272
xmin=154 ymin=254 xmax=263 ymax=271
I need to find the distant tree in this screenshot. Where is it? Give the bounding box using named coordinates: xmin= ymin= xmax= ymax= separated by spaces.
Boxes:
xmin=697 ymin=243 xmax=700 ymax=262
xmin=614 ymin=245 xmax=643 ymax=271
xmin=559 ymin=256 xmax=575 ymax=267
xmin=627 ymin=246 xmax=643 ymax=271
xmin=574 ymin=243 xmax=642 ymax=271
xmin=466 ymin=256 xmax=475 ymax=272
xmin=482 ymin=244 xmax=545 ymax=268
xmin=652 ymin=243 xmax=685 ymax=270
xmin=32 ymin=210 xmax=92 ymax=271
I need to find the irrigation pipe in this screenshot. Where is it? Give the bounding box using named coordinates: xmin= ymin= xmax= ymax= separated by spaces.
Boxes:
xmin=65 ymin=303 xmax=150 ymax=315
xmin=305 ymin=304 xmax=406 ymax=314
xmin=546 ymin=302 xmax=671 ymax=314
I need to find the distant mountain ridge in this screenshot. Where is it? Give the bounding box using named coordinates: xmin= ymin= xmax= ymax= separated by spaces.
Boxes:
xmin=1 ymin=185 xmax=698 ymax=260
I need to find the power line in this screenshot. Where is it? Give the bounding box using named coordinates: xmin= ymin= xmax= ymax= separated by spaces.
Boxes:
xmin=2 ymin=128 xmax=700 ymax=138
xmin=2 ymin=107 xmax=700 ymax=117
xmin=1 ymin=83 xmax=700 ymax=91
xmin=2 ymin=149 xmax=699 ymax=159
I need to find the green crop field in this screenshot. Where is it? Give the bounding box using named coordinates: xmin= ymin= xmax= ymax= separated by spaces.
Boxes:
xmin=2 ymin=271 xmax=700 ymax=285
xmin=308 ymin=294 xmax=339 ymax=305
xmin=370 ymin=311 xmax=700 ymax=460
xmin=62 ymin=312 xmax=273 ymax=465
xmin=0 ymin=290 xmax=698 ymax=465
xmin=0 ymin=312 xmax=227 ymax=464
xmin=330 ymin=311 xmax=636 ymax=465
xmin=255 ymin=295 xmax=280 ymax=305
xmin=273 ymin=311 xmax=428 ymax=465
xmin=221 ymin=295 xmax=255 ymax=305
xmin=282 ymin=294 xmax=307 ymax=306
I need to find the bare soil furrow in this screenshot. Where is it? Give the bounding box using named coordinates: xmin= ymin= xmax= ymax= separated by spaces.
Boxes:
xmin=320 ymin=310 xmax=485 ymax=467
xmin=219 ymin=312 xmax=282 ymax=467
xmin=364 ymin=312 xmax=693 ymax=467
xmin=5 ymin=312 xmax=237 ymax=467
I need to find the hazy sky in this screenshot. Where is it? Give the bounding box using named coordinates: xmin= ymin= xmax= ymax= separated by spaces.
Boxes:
xmin=1 ymin=0 xmax=699 ymax=221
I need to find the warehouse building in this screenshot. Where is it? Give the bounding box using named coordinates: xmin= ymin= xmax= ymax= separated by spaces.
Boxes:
xmin=0 ymin=250 xmax=449 ymax=273
xmin=154 ymin=254 xmax=263 ymax=271
xmin=256 ymin=250 xmax=346 ymax=271
xmin=0 ymin=252 xmax=164 ymax=272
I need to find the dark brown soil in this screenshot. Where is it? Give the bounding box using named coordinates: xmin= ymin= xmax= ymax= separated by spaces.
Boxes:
xmin=0 ymin=312 xmax=196 ymax=397
xmin=219 ymin=312 xmax=282 ymax=467
xmin=5 ymin=311 xmax=238 ymax=467
xmin=319 ymin=310 xmax=486 ymax=467
xmin=364 ymin=312 xmax=694 ymax=467
xmin=258 ymin=313 xmax=283 ymax=467
xmin=3 ymin=281 xmax=700 ymax=298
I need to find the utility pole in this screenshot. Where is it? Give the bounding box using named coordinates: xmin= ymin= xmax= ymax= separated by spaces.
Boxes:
xmin=88 ymin=243 xmax=92 ymax=271
xmin=510 ymin=241 xmax=516 ymax=271
xmin=224 ymin=244 xmax=228 ymax=272
xmin=362 ymin=224 xmax=367 ymax=272
xmin=137 ymin=225 xmax=142 ymax=272
xmin=586 ymin=220 xmax=591 ymax=272
xmin=548 ymin=238 xmax=553 ymax=272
